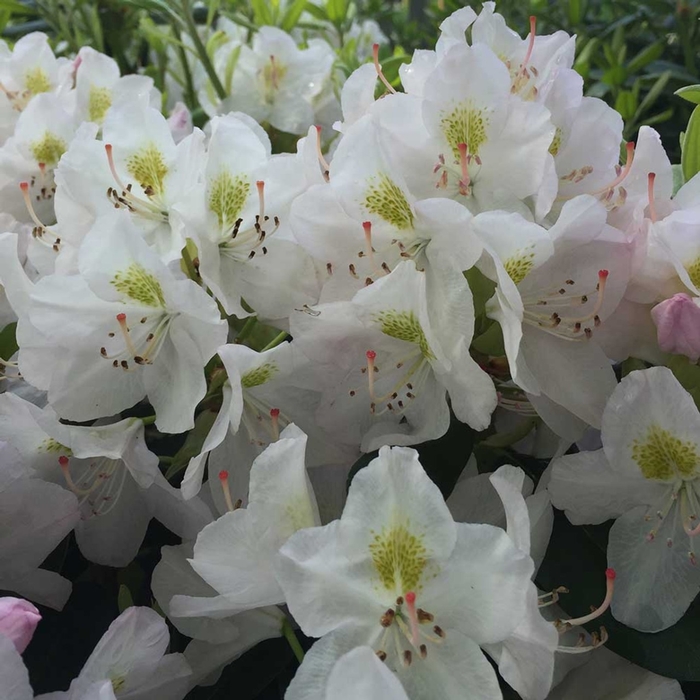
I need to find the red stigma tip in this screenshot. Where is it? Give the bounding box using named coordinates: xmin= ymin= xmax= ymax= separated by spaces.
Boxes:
xmin=105 ymin=143 xmax=112 ymax=153
xmin=605 ymin=568 xmax=616 ymax=580
xmin=256 ymin=180 xmax=264 ymax=187
xmin=366 ymin=350 xmax=377 ymax=360
xmin=270 ymin=408 xmax=280 ymax=418
xmin=362 ymin=221 xmax=372 ymax=231
xmin=218 ymin=470 xmax=229 ymax=481
xmin=315 ymin=125 xmax=321 ymax=133
xmin=599 ymin=270 xmax=609 ymax=279
xmin=19 ymin=181 xmax=29 ymax=191
xmin=58 ymin=456 xmax=69 ymax=467
xmin=116 ymin=313 xmax=127 ymax=322
xmin=405 ymin=591 xmax=416 ymax=605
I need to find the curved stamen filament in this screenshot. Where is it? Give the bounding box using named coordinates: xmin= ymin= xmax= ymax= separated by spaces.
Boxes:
xmin=559 ymin=568 xmax=615 ymax=629
xmin=566 ymin=270 xmax=609 ymax=324
xmin=373 ymin=43 xmax=397 ymax=95
xmin=59 ymin=456 xmax=93 ymax=496
xmin=557 ymin=627 xmax=608 ymax=654
xmin=457 ymin=143 xmax=470 ymax=195
xmin=363 ymin=221 xmax=377 ymax=271
xmin=19 ymin=182 xmax=61 ymax=250
xmin=522 ymin=16 xmax=537 ymax=71
xmin=366 ymin=350 xmax=377 ymax=403
xmin=590 ymin=142 xmax=635 ymax=196
xmin=315 ymin=126 xmax=330 ymax=180
xmin=404 ymin=591 xmax=420 ymax=647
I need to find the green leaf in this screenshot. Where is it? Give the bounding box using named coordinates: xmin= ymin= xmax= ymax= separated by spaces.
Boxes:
xmin=326 ymin=0 xmax=348 ymax=24
xmin=250 ymin=0 xmax=273 ymax=26
xmin=614 ymin=89 xmax=637 ymax=121
xmin=666 ymin=355 xmax=700 ymax=409
xmin=601 ymin=65 xmax=627 ymax=87
xmin=471 ymin=322 xmax=505 ymax=357
xmin=673 ymin=163 xmax=685 ymax=196
xmin=682 ymin=105 xmax=700 ymax=184
xmin=117 ymin=584 xmax=134 ymax=612
xmin=567 ymin=0 xmax=582 ymax=25
xmin=0 ymin=0 xmax=37 ymax=14
xmin=620 ymin=357 xmax=648 ymax=378
xmin=0 ymin=322 xmax=18 ymax=361
xmin=280 ymin=0 xmax=308 ymax=31
xmin=347 ymin=415 xmax=476 ymax=500
xmin=634 ymin=70 xmax=671 ymax=120
xmin=537 ymin=512 xmax=700 ymax=681
xmin=626 ymin=41 xmax=664 ymax=74
xmin=676 ymin=84 xmax=700 ymax=105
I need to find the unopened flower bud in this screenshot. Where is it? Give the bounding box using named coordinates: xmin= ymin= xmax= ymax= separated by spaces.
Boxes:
xmin=651 ymin=293 xmax=700 ymax=362
xmin=0 ymin=597 xmax=41 ymax=653
xmin=167 ymin=102 xmax=193 ymax=144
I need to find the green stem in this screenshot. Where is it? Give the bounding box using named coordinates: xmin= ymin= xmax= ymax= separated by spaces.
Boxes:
xmin=236 ymin=316 xmax=258 ymax=343
xmin=173 ymin=23 xmax=197 ymax=110
xmin=261 ymin=330 xmax=290 ymax=352
xmin=141 ymin=415 xmax=157 ymax=426
xmin=180 ymin=0 xmax=227 ymax=101
xmin=158 ymin=455 xmax=174 ymax=464
xmin=181 ymin=246 xmax=199 ymax=282
xmin=282 ymin=618 xmax=305 ymax=663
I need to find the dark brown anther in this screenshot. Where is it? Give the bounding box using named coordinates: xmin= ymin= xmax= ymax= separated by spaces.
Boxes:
xmin=565 ymin=279 xmax=574 ymax=285
xmin=248 ymin=250 xmax=256 ymax=259
xmin=140 ymin=317 xmax=147 ymax=324
xmin=387 ymin=403 xmax=394 ymax=411
xmin=573 ymin=322 xmax=581 ymax=332
xmin=419 ymin=644 xmax=427 ymax=659
xmin=417 ymin=609 xmax=434 ymax=623
xmin=233 ymin=498 xmax=243 ymax=510
xmin=580 ymin=295 xmax=588 ymax=304
xmin=380 ymin=609 xmax=395 ymax=627
xmin=433 ymin=625 xmax=445 ymax=638
xmin=558 ymin=288 xmax=566 ymax=295
xmin=403 ymin=650 xmax=413 ymax=667
xmin=376 ymin=650 xmax=387 ymax=662
xmin=381 ymin=262 xmax=391 ymax=274
xmin=584 ymin=327 xmax=592 ymax=338
xmin=134 ymin=356 xmax=145 ymax=365
xmin=147 ymin=333 xmax=154 ymax=341
xmin=406 ymin=392 xmax=415 ymax=399
xmin=397 ymin=400 xmax=404 ymax=408
xmin=396 ymin=596 xmax=404 ymax=606
xmin=594 ymin=315 xmax=601 ymax=327
xmin=262 ymin=247 xmax=268 ymax=254
xmin=365 ymin=277 xmax=374 ymax=286
xmin=100 ymin=347 xmax=107 ymax=357
xmin=120 ymin=360 xmax=129 ymax=369
xmin=406 ymin=383 xmax=413 ymax=390
xmin=349 ymin=390 xmax=356 ymax=397
xmin=108 ymin=332 xmax=115 ymax=338
xmin=326 ymin=262 xmax=333 ymax=275
xmin=112 ymin=360 xmax=119 ymax=368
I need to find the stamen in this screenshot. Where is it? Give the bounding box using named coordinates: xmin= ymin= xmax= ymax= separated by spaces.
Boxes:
xmin=59 ymin=456 xmax=92 ymax=496
xmin=314 ymin=126 xmax=330 ymax=180
xmin=521 ymin=16 xmax=537 ymax=70
xmin=115 ymin=313 xmax=139 ymax=358
xmin=647 ymin=172 xmax=658 ymax=223
xmin=373 ymin=44 xmax=397 ymax=95
xmin=270 ymin=407 xmax=280 ymax=441
xmin=567 ymin=270 xmax=609 ymax=326
xmin=560 ymin=569 xmax=615 ymax=629
xmin=589 ymin=142 xmax=635 ymax=196
xmin=218 ymin=470 xmax=235 ymax=512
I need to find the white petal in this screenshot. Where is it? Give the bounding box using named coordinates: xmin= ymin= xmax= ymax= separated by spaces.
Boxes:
xmin=0 ymin=635 xmax=33 ymax=700
xmin=326 ymin=647 xmax=409 ymax=700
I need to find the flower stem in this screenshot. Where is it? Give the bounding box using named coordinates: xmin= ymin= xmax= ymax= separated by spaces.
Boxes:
xmin=141 ymin=415 xmax=157 ymax=426
xmin=282 ymin=618 xmax=305 ymax=663
xmin=180 ymin=0 xmax=227 ymax=101
xmin=261 ymin=330 xmax=290 ymax=352
xmin=236 ymin=316 xmax=258 ymax=343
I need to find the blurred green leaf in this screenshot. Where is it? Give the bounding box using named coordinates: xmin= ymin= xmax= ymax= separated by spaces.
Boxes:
xmin=117 ymin=584 xmax=133 ymax=612
xmin=634 ymin=70 xmax=671 ymax=120
xmin=165 ymin=409 xmax=218 ymax=478
xmin=0 ymin=322 xmax=18 ymax=362
xmin=682 ymin=105 xmax=700 ymax=184
xmin=615 ymin=89 xmax=637 ymax=121
xmin=281 ymin=0 xmax=308 ymax=31
xmin=676 ymin=84 xmax=700 ymax=105
xmin=626 ymin=41 xmax=664 ymax=73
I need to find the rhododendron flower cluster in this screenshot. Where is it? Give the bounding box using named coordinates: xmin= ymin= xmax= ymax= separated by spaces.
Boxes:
xmin=0 ymin=3 xmax=696 ymax=699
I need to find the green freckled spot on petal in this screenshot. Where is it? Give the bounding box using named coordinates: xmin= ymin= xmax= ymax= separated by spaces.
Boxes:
xmin=364 ymin=173 xmax=414 ymax=230
xmin=285 ymin=496 xmax=315 ymax=532
xmin=631 ymin=424 xmax=700 ymax=481
xmin=504 ymin=249 xmax=536 ymax=285
xmin=88 ymin=86 xmax=112 ymax=124
xmin=549 ymin=128 xmax=563 ymax=157
xmin=369 ymin=521 xmax=427 ymax=593
xmin=685 ymin=257 xmax=700 ymax=290
xmin=241 ymin=362 xmax=278 ymax=388
xmin=40 ymin=437 xmax=71 ymax=455
xmin=112 ymin=263 xmax=166 ymax=308
xmin=111 ymin=676 xmax=126 ymax=692
xmin=24 ymin=67 xmax=51 ymax=94
xmin=440 ymin=103 xmax=489 ymax=160
xmin=375 ymin=310 xmax=434 ymax=359
xmin=30 ymin=132 xmax=66 ymax=166
xmin=126 ymin=143 xmax=168 ymax=196
xmin=209 ymin=171 xmax=250 ymax=229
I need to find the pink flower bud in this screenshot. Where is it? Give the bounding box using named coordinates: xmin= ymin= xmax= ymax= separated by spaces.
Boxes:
xmin=0 ymin=597 xmax=41 ymax=653
xmin=167 ymin=102 xmax=193 ymax=144
xmin=651 ymin=293 xmax=700 ymax=361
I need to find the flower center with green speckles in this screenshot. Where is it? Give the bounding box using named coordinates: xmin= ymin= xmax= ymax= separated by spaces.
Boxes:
xmin=241 ymin=362 xmax=278 ymax=389
xmin=88 ymin=86 xmax=112 ymax=123
xmin=549 ymin=128 xmax=563 ymax=157
xmin=631 ymin=425 xmax=700 ymax=481
xmin=369 ymin=521 xmax=427 ymax=593
xmin=504 ymin=250 xmax=536 ymax=285
xmin=24 ymin=66 xmax=51 ymax=94
xmin=112 ymin=264 xmax=166 ymax=308
xmin=440 ymin=103 xmax=489 ymax=160
xmin=262 ymin=56 xmax=287 ymax=100
xmin=209 ymin=171 xmax=250 ymax=230
xmin=685 ymin=257 xmax=700 ymax=290
xmin=375 ymin=310 xmax=434 ymax=360
xmin=40 ymin=438 xmax=71 ymax=454
xmin=364 ymin=174 xmax=414 ymax=231
xmin=126 ymin=143 xmax=168 ymax=197
xmin=30 ymin=132 xmax=66 ymax=166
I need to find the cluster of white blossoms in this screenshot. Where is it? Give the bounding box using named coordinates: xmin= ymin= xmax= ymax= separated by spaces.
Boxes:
xmin=0 ymin=3 xmax=697 ymax=699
